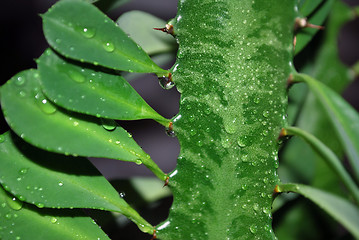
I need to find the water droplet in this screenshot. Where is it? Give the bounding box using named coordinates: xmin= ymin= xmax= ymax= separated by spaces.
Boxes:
xmin=250 ymin=224 xmax=258 ymax=234
xmin=50 ymin=217 xmax=58 ymax=224
xmin=119 ymin=192 xmax=125 ymax=198
xmin=237 ymin=137 xmax=246 ymax=147
xmin=221 ymin=138 xmax=231 ymax=148
xmin=15 ymin=76 xmax=25 ymax=86
xmin=19 ymin=168 xmax=28 ymax=175
xmin=80 ymin=27 xmax=95 ymax=38
xmin=19 ymin=91 xmax=26 ymax=97
xmin=224 ymin=118 xmax=238 ymax=134
xmin=36 ymin=203 xmax=44 ymax=208
xmin=67 ymin=70 xmax=85 ymax=83
xmin=135 ymin=160 xmax=142 ymax=165
xmin=253 ymin=203 xmax=259 ymax=212
xmin=6 ymin=197 xmax=23 ymax=211
xmin=262 ymin=110 xmax=269 ymax=118
xmin=0 ymin=135 xmax=4 ymax=143
xmin=190 ymin=129 xmax=196 ymax=136
xmin=103 ymin=42 xmax=115 ymax=52
xmin=58 ymin=182 xmax=64 ymax=187
xmin=166 ymin=128 xmax=176 ymax=137
xmin=263 ymin=207 xmax=270 ymax=214
xmin=35 ymin=93 xmax=57 ymax=114
xmin=101 ymin=118 xmax=117 ymax=131
xmin=264 ymin=224 xmax=271 ymax=231
xmin=18 ymin=195 xmax=26 ymax=201
xmin=158 ymin=75 xmax=175 ymax=90
xmin=5 ymin=213 xmax=12 ymax=219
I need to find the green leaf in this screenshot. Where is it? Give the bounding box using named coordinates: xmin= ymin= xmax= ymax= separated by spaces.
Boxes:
xmin=283 ymin=126 xmax=359 ymax=203
xmin=277 ymin=183 xmax=359 ymax=239
xmin=0 ymin=131 xmax=154 ymax=234
xmin=130 ymin=178 xmax=172 ymax=203
xmin=0 ymin=70 xmax=166 ymax=181
xmin=0 ymin=186 xmax=110 ymax=240
xmin=42 ymin=0 xmax=168 ymax=74
xmin=37 ymin=49 xmax=170 ymax=126
xmin=294 ymin=73 xmax=359 ymax=181
xmin=282 ymin=0 xmax=354 ymax=190
xmin=299 ymin=0 xmax=324 ymax=16
xmin=295 ymin=0 xmax=335 ymax=55
xmin=94 ymin=0 xmax=130 ymax=12
xmin=116 ymin=11 xmax=176 ymax=56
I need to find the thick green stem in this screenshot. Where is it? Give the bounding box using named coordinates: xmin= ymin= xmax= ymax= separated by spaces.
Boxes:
xmin=156 ymin=1 xmax=297 ymax=239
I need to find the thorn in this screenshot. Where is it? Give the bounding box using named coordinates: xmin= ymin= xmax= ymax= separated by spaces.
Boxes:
xmin=306 ymin=22 xmax=325 ymax=30
xmin=278 ymin=128 xmax=288 ymax=140
xmin=294 ymin=17 xmax=325 ymax=31
xmin=293 ymin=35 xmax=297 ymax=50
xmin=154 ymin=24 xmax=174 ymax=36
xmin=151 ymin=228 xmax=157 ymax=240
xmin=274 ymin=185 xmax=281 ymax=194
xmin=165 ymin=121 xmax=175 ymax=137
xmin=286 ymin=74 xmax=294 ymax=88
xmin=163 ymin=175 xmax=169 ymax=187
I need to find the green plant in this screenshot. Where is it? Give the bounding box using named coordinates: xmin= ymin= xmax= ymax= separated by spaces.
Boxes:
xmin=0 ymin=0 xmax=358 ymax=239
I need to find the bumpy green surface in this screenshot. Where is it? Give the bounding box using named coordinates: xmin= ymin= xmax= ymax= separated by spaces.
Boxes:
xmin=157 ymin=1 xmax=296 ymax=239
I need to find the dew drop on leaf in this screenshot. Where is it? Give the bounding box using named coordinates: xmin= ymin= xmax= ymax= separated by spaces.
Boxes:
xmin=15 ymin=76 xmax=25 ymax=86
xmin=19 ymin=91 xmax=26 ymax=98
xmin=135 ymin=160 xmax=142 ymax=165
xmin=34 ymin=94 xmax=57 ymax=114
xmin=103 ymin=42 xmax=115 ymax=52
xmin=19 ymin=168 xmax=28 ymax=175
xmin=101 ymin=118 xmax=117 ymax=131
xmin=6 ymin=196 xmax=23 ymax=211
xmin=79 ymin=27 xmax=95 ymax=38
xmin=67 ymin=70 xmax=85 ymax=83
xmin=50 ymin=217 xmax=58 ymax=224
xmin=36 ymin=203 xmax=45 ymax=208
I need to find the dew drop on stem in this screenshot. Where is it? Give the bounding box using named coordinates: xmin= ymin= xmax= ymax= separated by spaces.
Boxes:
xmin=158 ymin=73 xmax=175 ymax=90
